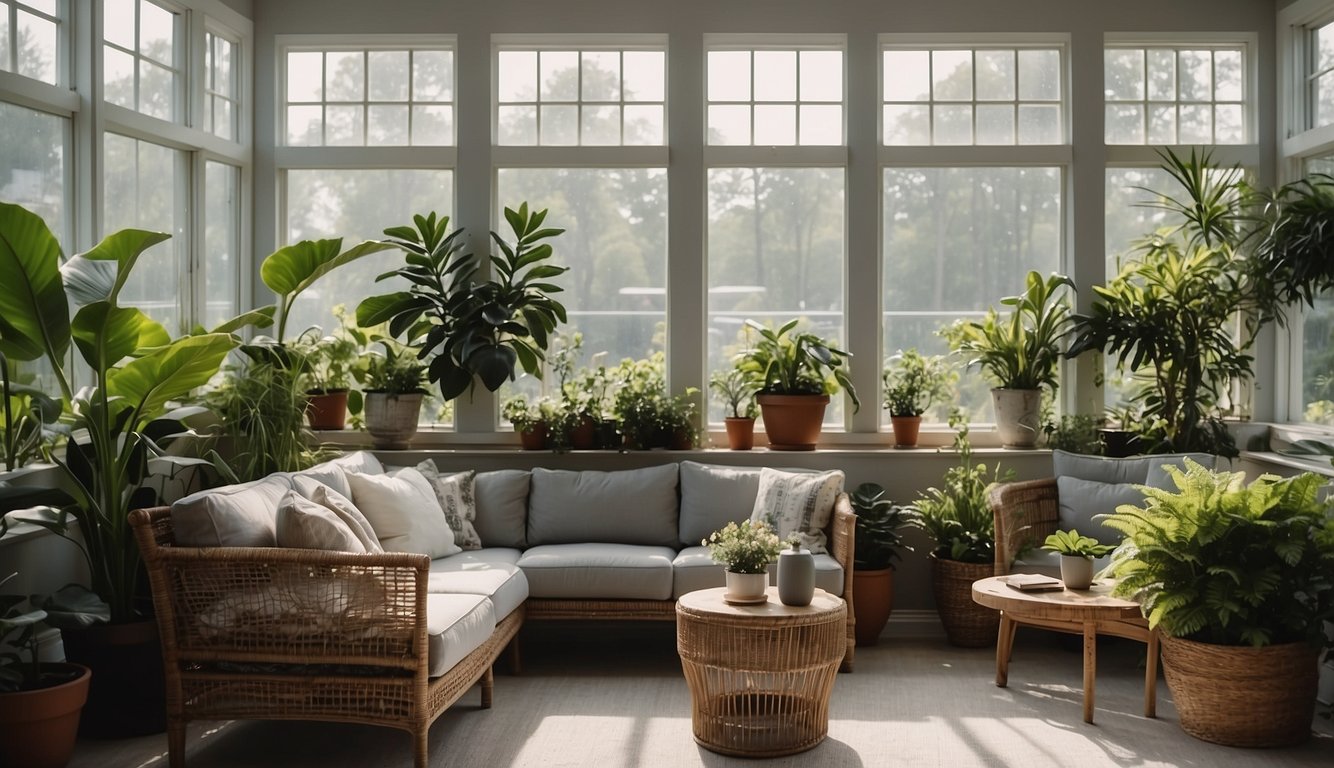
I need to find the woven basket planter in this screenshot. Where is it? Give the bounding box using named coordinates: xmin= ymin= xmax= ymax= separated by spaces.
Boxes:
xmin=1161 ymin=635 xmax=1319 ymax=747
xmin=929 ymin=554 xmax=998 ymax=648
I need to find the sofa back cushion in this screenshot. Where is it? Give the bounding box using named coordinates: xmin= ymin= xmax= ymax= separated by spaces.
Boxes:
xmin=276 ymin=490 xmax=368 ymax=552
xmin=291 ymin=475 xmax=383 ymax=553
xmin=678 ymin=462 xmax=765 ymax=546
xmin=346 ymin=467 xmax=460 ymax=557
xmin=1054 ymin=450 xmax=1216 ymax=545
xmin=527 ymin=465 xmax=679 ymax=546
xmin=474 ymin=470 xmax=530 ymax=548
xmin=171 ymin=474 xmax=294 ymax=547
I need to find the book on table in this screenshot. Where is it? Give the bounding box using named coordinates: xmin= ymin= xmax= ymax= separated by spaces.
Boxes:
xmin=1001 ymin=573 xmax=1064 ymax=592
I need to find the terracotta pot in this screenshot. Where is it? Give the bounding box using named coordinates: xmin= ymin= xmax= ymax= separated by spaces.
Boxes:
xmin=668 ymin=428 xmax=695 ymax=450
xmin=61 ymin=621 xmax=165 ymax=738
xmin=756 ymin=394 xmax=830 ymax=451
xmin=723 ymin=417 xmax=755 ymax=450
xmin=364 ymin=392 xmax=424 ymax=450
xmin=853 ymin=567 xmax=896 ymax=646
xmin=889 ymin=415 xmax=922 ymax=448
xmin=0 ymin=663 xmax=91 ymax=768
xmin=991 ymin=388 xmax=1042 ymax=448
xmin=569 ymin=415 xmax=597 ymax=450
xmin=304 ymin=389 xmax=349 ymax=430
xmin=518 ymin=422 xmax=548 ymax=450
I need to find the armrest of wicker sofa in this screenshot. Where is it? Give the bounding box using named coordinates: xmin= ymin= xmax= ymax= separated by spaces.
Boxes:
xmin=987 ymin=478 xmax=1059 ymax=577
xmin=130 ymin=507 xmax=433 ymax=672
xmin=829 ymin=493 xmax=856 ymax=672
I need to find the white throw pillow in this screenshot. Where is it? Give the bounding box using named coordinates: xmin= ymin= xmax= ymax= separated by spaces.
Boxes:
xmin=346 ymin=467 xmax=460 ymax=557
xmin=275 ymin=490 xmax=368 ymax=553
xmin=291 ymin=475 xmax=384 ymax=554
xmin=415 ymin=461 xmax=483 ymax=550
xmin=749 ymin=467 xmax=844 ymax=554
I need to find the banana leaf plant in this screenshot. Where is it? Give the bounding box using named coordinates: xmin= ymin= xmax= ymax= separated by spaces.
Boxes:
xmin=0 ymin=202 xmax=250 ymax=624
xmin=0 ymin=350 xmax=62 ymax=471
xmin=357 ymin=205 xmax=568 ymax=401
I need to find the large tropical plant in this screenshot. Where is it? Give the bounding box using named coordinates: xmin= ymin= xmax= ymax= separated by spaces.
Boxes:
xmin=738 ymin=318 xmax=859 ymax=410
xmin=943 ymin=270 xmax=1075 ymax=392
xmin=356 ymin=206 xmax=568 ymax=401
xmin=0 ymin=202 xmax=241 ymax=623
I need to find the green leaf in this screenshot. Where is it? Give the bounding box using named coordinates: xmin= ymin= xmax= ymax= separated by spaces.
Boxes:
xmin=261 ymin=238 xmax=396 ymax=340
xmin=210 ymin=307 xmax=275 ymax=335
xmin=0 ymin=203 xmax=71 ymax=365
xmin=105 ymin=334 xmax=236 ymax=425
xmin=69 ymin=228 xmax=172 ymax=306
xmin=71 ymin=304 xmax=169 ymax=372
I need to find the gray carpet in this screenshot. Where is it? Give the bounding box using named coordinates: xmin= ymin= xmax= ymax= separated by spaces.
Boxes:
xmin=69 ymin=623 xmax=1333 ymax=767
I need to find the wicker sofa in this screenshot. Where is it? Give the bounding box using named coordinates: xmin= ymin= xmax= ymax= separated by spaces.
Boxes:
xmin=129 ymin=455 xmax=855 ymax=768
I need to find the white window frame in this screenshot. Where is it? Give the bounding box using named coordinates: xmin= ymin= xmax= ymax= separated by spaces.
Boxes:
xmin=1 ymin=0 xmax=67 ymax=86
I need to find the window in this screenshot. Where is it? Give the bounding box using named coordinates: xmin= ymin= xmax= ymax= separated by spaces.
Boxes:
xmin=284 ymin=46 xmax=454 ymax=146
xmin=497 ymin=48 xmax=664 ymax=146
xmin=882 ymin=46 xmax=1062 ymax=146
xmin=707 ymin=47 xmax=842 ymax=146
xmin=0 ymin=101 xmax=66 ymax=241
xmin=1104 ymin=45 xmax=1247 ymax=145
xmin=204 ymin=30 xmax=238 ymax=140
xmin=103 ymin=0 xmax=182 ymax=122
xmin=0 ymin=0 xmax=60 ymax=85
xmin=203 ymin=161 xmax=240 ymax=330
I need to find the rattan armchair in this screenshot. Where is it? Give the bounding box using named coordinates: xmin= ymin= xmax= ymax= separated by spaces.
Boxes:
xmin=987 ymin=478 xmax=1060 ymax=577
xmin=129 ymin=506 xmax=522 ymax=768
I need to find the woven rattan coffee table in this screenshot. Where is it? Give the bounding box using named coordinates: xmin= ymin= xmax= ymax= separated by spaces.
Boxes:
xmin=676 ymin=587 xmax=845 ymax=757
xmin=971 ymin=575 xmax=1159 ymax=724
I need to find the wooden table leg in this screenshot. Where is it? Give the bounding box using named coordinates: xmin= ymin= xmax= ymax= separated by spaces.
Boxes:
xmin=1144 ymin=629 xmax=1159 ymax=718
xmin=1082 ymin=622 xmax=1096 ymax=724
xmin=995 ymin=613 xmax=1014 ymax=687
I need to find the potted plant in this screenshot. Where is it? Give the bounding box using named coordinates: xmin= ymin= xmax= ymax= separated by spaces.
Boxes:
xmin=358 ymin=340 xmax=429 ymax=450
xmin=0 ymin=575 xmax=94 ymax=768
xmin=357 ymin=207 xmax=568 ymax=402
xmin=203 ymin=356 xmax=327 ymax=483
xmin=1042 ymin=413 xmax=1105 ymax=455
xmin=944 ymin=271 xmax=1075 ymax=448
xmin=710 ymin=365 xmax=759 ymax=450
xmin=1040 ymin=529 xmax=1115 ymax=590
xmin=739 ymin=318 xmax=859 ymax=451
xmin=292 ymin=309 xmax=365 ymax=431
xmin=1106 ymin=460 xmax=1334 ymax=747
xmin=501 ymin=394 xmax=553 ymax=450
xmin=659 ymin=389 xmax=700 ymax=450
xmin=0 ymin=352 xmax=61 ymax=472
xmin=849 ymin=482 xmax=914 ymax=646
xmin=908 ymin=412 xmax=1013 ymax=647
xmin=611 ymin=353 xmax=693 ymax=450
xmin=882 ymin=348 xmax=954 ymax=449
xmin=1097 ymin=403 xmax=1143 ymax=458
xmin=703 ymin=520 xmax=783 ymax=604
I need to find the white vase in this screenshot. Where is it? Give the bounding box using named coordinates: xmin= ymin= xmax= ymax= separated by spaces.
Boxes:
xmin=991 ymin=388 xmax=1042 ymax=448
xmin=724 ymin=569 xmax=768 ymax=603
xmin=1059 ymin=554 xmax=1094 ymax=590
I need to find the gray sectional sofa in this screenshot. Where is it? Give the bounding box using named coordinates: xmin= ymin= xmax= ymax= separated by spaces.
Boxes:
xmin=129 ymin=453 xmax=856 ymax=768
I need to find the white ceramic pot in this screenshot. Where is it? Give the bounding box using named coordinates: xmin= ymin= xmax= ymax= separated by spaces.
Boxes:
xmin=991 ymin=388 xmax=1042 ymax=448
xmin=724 ymin=570 xmax=768 ymax=603
xmin=1059 ymin=554 xmax=1094 ymax=590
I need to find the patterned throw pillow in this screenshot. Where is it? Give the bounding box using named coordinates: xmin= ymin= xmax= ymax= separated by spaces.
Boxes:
xmin=416 ymin=461 xmax=483 ymax=550
xmin=748 ymin=467 xmax=844 ymax=554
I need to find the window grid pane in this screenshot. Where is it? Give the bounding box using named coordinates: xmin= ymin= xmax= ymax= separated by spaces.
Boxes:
xmin=102 ymin=0 xmax=182 ymax=122
xmin=1104 ymin=45 xmax=1247 ymax=144
xmin=283 ymin=46 xmax=455 ymax=147
xmin=102 ymin=133 xmax=183 ymax=332
xmin=882 ymin=46 xmax=1063 ymax=146
xmin=497 ymin=48 xmax=666 ymax=147
xmin=707 ymin=47 xmax=845 ymax=146
xmin=0 ymin=2 xmax=62 ymax=86
xmin=205 ymin=30 xmax=238 ymax=140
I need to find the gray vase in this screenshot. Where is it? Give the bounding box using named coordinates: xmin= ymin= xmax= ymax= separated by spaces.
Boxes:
xmin=777 ymin=541 xmax=815 ymax=606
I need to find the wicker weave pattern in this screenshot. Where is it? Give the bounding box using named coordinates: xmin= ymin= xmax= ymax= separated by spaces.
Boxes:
xmin=930 ymin=555 xmax=999 ymax=647
xmin=130 ymin=507 xmax=520 ymax=768
xmin=1161 ymin=635 xmax=1319 ymax=747
xmin=988 ymin=478 xmax=1059 ymax=576
xmin=677 ymin=590 xmax=845 ymax=757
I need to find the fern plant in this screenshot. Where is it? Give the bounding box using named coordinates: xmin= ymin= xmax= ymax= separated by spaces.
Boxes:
xmin=908 ymin=412 xmax=1013 ymax=564
xmin=1105 ymin=459 xmax=1334 ymax=647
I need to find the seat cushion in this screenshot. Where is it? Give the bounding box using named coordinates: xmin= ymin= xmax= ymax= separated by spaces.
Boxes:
xmin=527 ymin=466 xmax=680 ymax=547
xmin=670 ymin=545 xmax=844 ymax=598
xmin=474 ymin=470 xmax=531 ymax=549
xmin=517 ymin=544 xmax=676 ymax=599
xmin=425 ymin=593 xmax=496 ymax=678
xmin=428 ymin=548 xmax=528 ymax=620
xmin=171 ymin=474 xmax=294 ymax=547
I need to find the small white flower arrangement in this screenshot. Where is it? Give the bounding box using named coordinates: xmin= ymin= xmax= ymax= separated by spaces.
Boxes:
xmin=703 ymin=520 xmax=783 ymax=574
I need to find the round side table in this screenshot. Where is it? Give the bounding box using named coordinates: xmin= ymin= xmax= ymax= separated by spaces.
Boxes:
xmin=675 ymin=586 xmax=845 ymax=757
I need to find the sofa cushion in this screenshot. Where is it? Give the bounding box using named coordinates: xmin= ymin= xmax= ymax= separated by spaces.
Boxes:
xmin=527 ymin=466 xmax=679 ymax=547
xmin=671 ymin=545 xmax=844 ymax=598
xmin=1055 ymin=476 xmax=1145 ymax=546
xmin=425 ymin=593 xmax=496 ymax=678
xmin=346 ymin=467 xmax=460 ymax=558
xmin=517 ymin=544 xmax=675 ymax=599
xmin=427 ymin=549 xmax=528 ymax=620
xmin=678 ymin=462 xmax=764 ymax=546
xmin=329 ymin=450 xmax=384 ymax=477
xmin=749 ymin=467 xmax=843 ymax=554
xmin=275 ymin=489 xmax=367 ymax=552
xmin=171 ymin=474 xmax=294 ymax=547
xmin=416 ymin=461 xmax=483 ymax=550
xmin=291 ymin=476 xmax=383 ymax=553
xmin=474 ymin=470 xmax=530 ymax=549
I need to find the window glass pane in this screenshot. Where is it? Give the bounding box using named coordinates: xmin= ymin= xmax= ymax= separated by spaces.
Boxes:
xmin=369 ymin=50 xmax=409 ymax=102
xmin=1017 ymin=49 xmax=1059 ymax=100
xmin=884 ymin=167 xmax=1061 ymax=423
xmin=497 ymin=168 xmax=669 ymax=404
xmin=539 ymin=104 xmax=577 ymax=145
xmin=0 ymin=101 xmax=66 ymax=240
xmin=708 ymin=51 xmax=750 ymax=101
xmin=413 ymin=50 xmax=453 ymax=101
xmin=1146 ymin=49 xmax=1176 ymax=101
xmin=580 ymin=51 xmax=619 ymax=101
xmin=540 ymin=50 xmax=578 ymax=101
xmin=883 ymin=50 xmax=929 ymax=101
xmin=753 ymin=104 xmax=795 ymax=145
xmin=932 ymin=50 xmax=972 ymax=101
xmin=411 ymin=104 xmax=452 ymax=145
xmin=624 ymin=104 xmax=663 ymax=145
xmin=581 ymin=104 xmax=620 ymax=145
xmin=711 ymin=47 xmax=843 ymax=147
xmin=104 ymin=46 xmax=135 ymax=108
xmin=1104 ymin=49 xmax=1143 ymax=101
xmin=708 ymin=168 xmax=846 ymax=425
xmin=369 ymin=103 xmax=409 ymax=144
xmin=325 ymin=51 xmax=364 ymax=102
xmin=139 ymin=0 xmax=173 ymax=64
xmin=1214 ymin=50 xmax=1242 ymax=101
xmin=622 ymin=52 xmax=663 ymax=102
xmin=16 ymin=11 xmax=57 ymax=84
xmin=754 ymin=51 xmax=795 ymax=102
xmin=214 ymin=98 xmax=233 ymax=141
xmin=708 ymin=104 xmax=750 ymax=145
xmin=1107 ymin=45 xmax=1246 ymax=145
xmin=103 ymin=133 xmax=182 ymax=332
xmin=883 ymin=104 xmax=928 ymax=144
xmin=214 ymin=34 xmax=234 ymax=95
xmin=139 ymin=59 xmax=173 ymax=120
xmin=104 ymin=0 xmax=135 ymax=50
xmin=1301 ymin=157 xmax=1334 ymax=424
xmin=287 ymin=104 xmax=322 ymax=145
xmin=932 ymin=104 xmax=972 ymax=144
xmin=498 ymin=50 xmax=535 ymax=102
xmin=1018 ymin=103 xmax=1060 ymax=144
xmin=325 ymin=104 xmax=365 ymax=145
xmin=798 ymin=104 xmax=841 ymax=145
xmin=1105 ymin=103 xmax=1145 ymax=144
xmin=976 ymin=103 xmax=1014 ymax=144
xmin=975 ymin=50 xmax=1014 ymax=101
xmin=287 ymin=51 xmax=323 ymax=101
xmin=1177 ymin=50 xmax=1211 ymax=101
xmin=203 ymin=161 xmax=238 ymax=331
xmin=497 ymin=104 xmax=536 ymax=145
xmin=0 ymin=12 xmax=9 ymax=75
xmin=799 ymin=50 xmax=841 ymax=102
